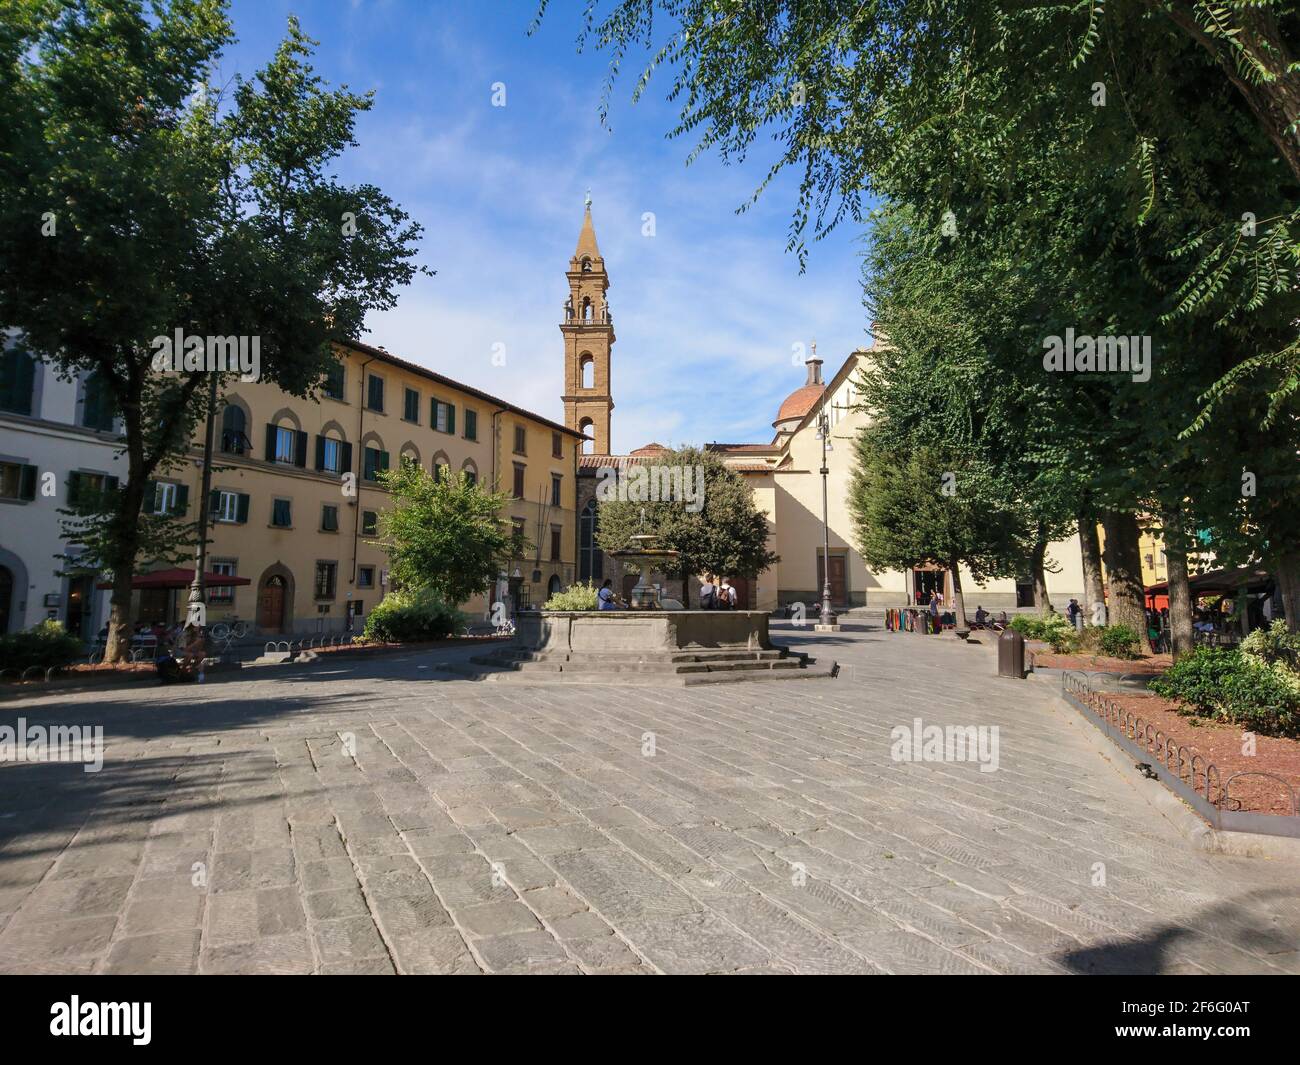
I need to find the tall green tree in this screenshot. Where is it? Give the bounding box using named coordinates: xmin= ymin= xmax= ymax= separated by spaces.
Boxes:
xmin=374 ymin=463 xmax=522 ymax=608
xmin=848 ymin=431 xmax=1025 ymax=626
xmin=594 ymin=445 xmax=778 ymax=582
xmin=0 ymin=1 xmax=427 ymax=660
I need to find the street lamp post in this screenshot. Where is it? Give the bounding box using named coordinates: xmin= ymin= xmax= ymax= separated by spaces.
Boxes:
xmin=815 ymin=404 xmax=839 ymax=633
xmin=186 ymin=374 xmax=219 ymax=644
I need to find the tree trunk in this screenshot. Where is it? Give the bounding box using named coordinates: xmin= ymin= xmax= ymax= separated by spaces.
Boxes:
xmin=1078 ymin=514 xmax=1105 ymax=623
xmin=1273 ymin=550 xmax=1300 ymax=634
xmin=948 ymin=555 xmax=967 ymax=632
xmin=1030 ymin=523 xmax=1051 ymax=614
xmin=103 ymin=476 xmax=147 ymax=664
xmin=1100 ymin=510 xmax=1147 ymax=636
xmin=1161 ymin=505 xmax=1194 ymax=661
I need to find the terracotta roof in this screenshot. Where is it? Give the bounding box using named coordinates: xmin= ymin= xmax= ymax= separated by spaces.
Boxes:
xmin=706 ymin=442 xmax=777 ymax=453
xmin=338 ymin=339 xmax=583 ymax=438
xmin=775 ymin=383 xmax=825 ymax=423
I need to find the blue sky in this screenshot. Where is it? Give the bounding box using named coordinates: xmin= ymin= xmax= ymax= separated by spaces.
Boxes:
xmin=222 ymin=0 xmax=871 ymax=451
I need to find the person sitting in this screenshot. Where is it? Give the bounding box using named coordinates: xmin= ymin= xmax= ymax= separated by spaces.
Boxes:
xmin=177 ymin=622 xmax=209 ymax=679
xmin=597 ymin=579 xmax=620 ymax=611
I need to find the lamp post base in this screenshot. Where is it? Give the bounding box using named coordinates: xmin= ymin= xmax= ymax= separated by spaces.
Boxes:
xmin=814 ymin=622 xmax=840 ymax=632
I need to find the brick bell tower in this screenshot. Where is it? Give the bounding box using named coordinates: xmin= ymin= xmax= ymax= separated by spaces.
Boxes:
xmin=561 ymin=192 xmax=614 ymax=455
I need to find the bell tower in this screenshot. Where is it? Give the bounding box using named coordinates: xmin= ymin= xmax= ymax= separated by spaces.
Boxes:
xmin=561 ymin=192 xmax=614 ymax=455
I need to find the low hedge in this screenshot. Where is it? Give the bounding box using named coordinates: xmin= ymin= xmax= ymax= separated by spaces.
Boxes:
xmin=0 ymin=620 xmax=84 ymax=672
xmin=1150 ymin=646 xmax=1300 ymax=737
xmin=360 ymin=588 xmax=465 ymax=644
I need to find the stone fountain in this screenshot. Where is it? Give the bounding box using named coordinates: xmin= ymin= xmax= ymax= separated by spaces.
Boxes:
xmin=457 ymin=526 xmax=836 ymax=685
xmin=609 ymin=531 xmax=679 ymax=609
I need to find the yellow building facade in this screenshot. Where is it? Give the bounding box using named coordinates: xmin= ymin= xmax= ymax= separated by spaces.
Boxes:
xmin=146 ymin=340 xmax=580 ymax=634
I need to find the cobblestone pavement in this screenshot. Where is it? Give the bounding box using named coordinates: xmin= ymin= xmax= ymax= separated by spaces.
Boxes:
xmin=1 ymin=624 xmax=1298 ymax=975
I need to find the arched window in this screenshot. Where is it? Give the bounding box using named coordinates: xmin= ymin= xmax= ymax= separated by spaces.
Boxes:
xmin=581 ymin=257 xmax=592 ymax=272
xmin=578 ymin=418 xmax=595 ymax=455
xmin=579 ymin=499 xmax=603 ymax=582
xmin=580 ymin=354 xmax=594 ymax=390
xmin=582 ymin=298 xmax=593 ymax=321
xmin=221 ymin=405 xmax=248 ymax=454
xmin=548 ymin=574 xmax=562 ymax=596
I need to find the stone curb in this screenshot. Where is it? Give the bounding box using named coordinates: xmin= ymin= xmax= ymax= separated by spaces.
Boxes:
xmin=1028 ymin=671 xmax=1300 ymax=864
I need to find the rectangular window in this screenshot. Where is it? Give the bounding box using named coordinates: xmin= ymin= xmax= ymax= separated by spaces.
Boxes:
xmin=273 ymin=426 xmax=295 ymax=464
xmin=464 ymin=409 xmax=477 ymax=441
xmin=432 ymin=399 xmax=456 ymax=434
xmin=550 ymin=526 xmax=562 ymax=562
xmin=366 ymin=374 xmax=384 ymax=412
xmin=322 ymin=360 xmax=345 ymax=400
xmin=0 ymin=461 xmax=37 ymax=502
xmin=363 ymin=447 xmax=389 ymax=481
xmin=403 ymin=387 xmax=420 ymax=423
xmin=362 ymin=510 xmax=378 ymax=536
xmin=0 ymin=348 xmax=37 ymax=416
xmin=551 ymin=474 xmax=562 ymax=508
xmin=513 ymin=425 xmax=527 ymax=455
xmin=552 ymin=431 xmax=563 ymax=459
xmin=322 ymin=437 xmax=341 ymax=473
xmin=358 ymin=566 xmax=375 ymax=589
xmin=321 ymin=504 xmax=339 ymax=532
xmin=464 ymin=469 xmax=477 ymax=487
xmin=152 ymin=482 xmax=177 ymax=515
xmin=209 ymin=560 xmax=236 ymax=603
xmin=314 ymin=561 xmax=337 ymax=600
xmin=512 ymin=464 xmax=525 ymax=500
xmin=81 ymin=372 xmax=116 ymax=431
xmin=211 ymin=490 xmax=249 ymax=524
xmin=271 ymin=498 xmax=292 ymax=528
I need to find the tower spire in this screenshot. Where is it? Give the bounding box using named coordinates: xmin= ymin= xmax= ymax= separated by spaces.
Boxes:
xmin=562 ymin=198 xmax=615 ymax=455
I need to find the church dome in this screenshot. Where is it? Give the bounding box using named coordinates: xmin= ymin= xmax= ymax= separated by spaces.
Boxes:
xmin=629 ymin=442 xmax=669 ymax=456
xmin=775 ymin=383 xmax=824 ymax=424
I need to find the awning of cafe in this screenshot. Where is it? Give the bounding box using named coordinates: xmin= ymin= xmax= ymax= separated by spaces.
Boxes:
xmin=1144 ymin=566 xmax=1273 ymax=601
xmin=96 ymin=568 xmax=252 ymax=590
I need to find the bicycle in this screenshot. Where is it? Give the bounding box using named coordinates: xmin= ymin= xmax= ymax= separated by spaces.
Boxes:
xmin=209 ymin=617 xmax=249 ymax=641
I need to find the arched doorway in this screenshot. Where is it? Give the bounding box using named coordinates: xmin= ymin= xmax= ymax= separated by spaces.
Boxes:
xmin=0 ymin=566 xmax=12 ymax=634
xmin=547 ymin=574 xmax=562 ymax=597
xmin=258 ymin=575 xmax=288 ymax=633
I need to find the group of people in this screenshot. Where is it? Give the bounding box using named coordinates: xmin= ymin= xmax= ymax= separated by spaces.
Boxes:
xmin=593 ymin=574 xmax=741 ymax=610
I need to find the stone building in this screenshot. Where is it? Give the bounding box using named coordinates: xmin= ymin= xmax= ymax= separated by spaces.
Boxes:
xmin=566 ymin=202 xmax=1088 ymax=612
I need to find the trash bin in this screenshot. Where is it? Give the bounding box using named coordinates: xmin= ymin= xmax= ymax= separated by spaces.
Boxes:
xmin=998 ymin=628 xmax=1025 ymax=678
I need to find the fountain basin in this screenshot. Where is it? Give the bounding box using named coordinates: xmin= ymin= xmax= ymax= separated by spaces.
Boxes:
xmin=457 ymin=609 xmax=836 ymax=685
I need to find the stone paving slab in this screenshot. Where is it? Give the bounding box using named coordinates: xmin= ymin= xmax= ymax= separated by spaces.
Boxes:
xmin=0 ymin=626 xmax=1298 ymax=974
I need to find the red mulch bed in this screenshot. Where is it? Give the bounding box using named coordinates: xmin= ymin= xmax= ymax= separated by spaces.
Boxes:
xmin=1082 ymin=690 xmax=1300 ymax=816
xmin=1035 ymin=651 xmax=1172 ymax=674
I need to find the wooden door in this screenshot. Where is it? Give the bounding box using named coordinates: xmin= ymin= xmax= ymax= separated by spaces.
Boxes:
xmin=258 ymin=577 xmax=285 ymax=633
xmin=816 ymin=554 xmax=848 ymax=608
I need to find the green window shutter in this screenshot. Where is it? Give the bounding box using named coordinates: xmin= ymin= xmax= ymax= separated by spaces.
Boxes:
xmin=209 ymin=489 xmax=221 ymax=517
xmin=19 ymin=464 xmax=37 ymax=500
xmin=68 ymin=471 xmax=83 ymax=507
xmin=236 ymin=493 xmax=250 ymax=524
xmin=447 ymin=404 xmax=455 ymax=435
xmin=315 ymin=435 xmax=327 ymax=471
xmin=380 ymin=450 xmax=389 ymax=473
xmin=294 ymin=430 xmax=308 ymax=468
xmin=0 ymin=349 xmax=35 ymax=415
xmin=464 ymin=409 xmax=476 ymax=440
xmin=105 ymin=476 xmax=119 ymax=494
xmin=145 ymin=479 xmax=158 ymax=513
xmin=340 ymin=441 xmax=353 ymax=474
xmin=176 ymin=485 xmax=189 ymax=516
xmin=265 ymin=424 xmax=277 ymax=461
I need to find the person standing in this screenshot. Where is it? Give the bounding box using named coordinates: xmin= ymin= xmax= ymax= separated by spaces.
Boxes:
xmin=718 ymin=578 xmax=736 ymax=610
xmin=698 ymin=573 xmax=717 ymax=610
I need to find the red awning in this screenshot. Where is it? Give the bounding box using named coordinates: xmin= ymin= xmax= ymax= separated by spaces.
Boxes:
xmin=96 ymin=568 xmax=253 ymax=590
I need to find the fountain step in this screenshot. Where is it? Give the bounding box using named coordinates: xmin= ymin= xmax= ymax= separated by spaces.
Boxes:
xmin=485 ymin=648 xmax=786 ymax=665
xmin=438 ymin=657 xmax=837 ymax=685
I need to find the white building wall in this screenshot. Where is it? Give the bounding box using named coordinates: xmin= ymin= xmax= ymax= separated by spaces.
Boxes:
xmin=0 ymin=355 xmax=124 ymax=637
